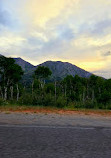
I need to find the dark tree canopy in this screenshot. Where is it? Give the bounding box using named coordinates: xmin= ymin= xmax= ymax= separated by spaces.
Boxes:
xmin=35 ymin=66 xmax=52 ymax=80
xmin=0 ymin=56 xmax=24 ymax=85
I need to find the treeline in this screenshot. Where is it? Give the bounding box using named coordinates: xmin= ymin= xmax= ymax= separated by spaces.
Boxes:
xmin=0 ymin=56 xmax=111 ymax=109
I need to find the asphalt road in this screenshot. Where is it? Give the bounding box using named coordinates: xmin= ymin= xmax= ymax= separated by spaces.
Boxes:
xmin=0 ymin=113 xmax=111 ymax=158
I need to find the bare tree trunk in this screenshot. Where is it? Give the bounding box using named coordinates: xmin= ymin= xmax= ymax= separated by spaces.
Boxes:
xmin=16 ymin=84 xmax=19 ymax=102
xmin=10 ymin=86 xmax=13 ymax=100
xmin=32 ymin=80 xmax=34 ymax=96
xmin=65 ymin=84 xmax=66 ymax=97
xmin=4 ymin=86 xmax=7 ymax=101
xmin=4 ymin=79 xmax=10 ymax=101
xmin=92 ymin=89 xmax=95 ymax=103
xmin=40 ymin=79 xmax=43 ymax=89
xmin=0 ymin=86 xmax=3 ymax=99
xmin=86 ymin=83 xmax=89 ymax=100
xmin=83 ymin=90 xmax=85 ymax=104
xmin=55 ymin=81 xmax=57 ymax=103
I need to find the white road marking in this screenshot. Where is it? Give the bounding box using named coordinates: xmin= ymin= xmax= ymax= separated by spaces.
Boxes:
xmin=0 ymin=124 xmax=100 ymax=130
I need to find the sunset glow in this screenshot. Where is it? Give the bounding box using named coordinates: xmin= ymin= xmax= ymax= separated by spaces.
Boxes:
xmin=0 ymin=0 xmax=111 ymax=78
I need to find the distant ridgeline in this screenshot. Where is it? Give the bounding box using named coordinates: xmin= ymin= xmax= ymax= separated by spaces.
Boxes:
xmin=14 ymin=58 xmax=92 ymax=85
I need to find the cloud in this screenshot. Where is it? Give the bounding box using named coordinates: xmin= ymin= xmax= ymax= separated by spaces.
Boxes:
xmin=103 ymin=51 xmax=111 ymax=57
xmin=90 ymin=19 xmax=111 ymax=37
xmin=24 ymin=0 xmax=77 ymax=27
xmin=0 ymin=10 xmax=12 ymax=27
xmin=0 ymin=1 xmax=14 ymax=28
xmin=92 ymin=70 xmax=111 ymax=79
xmin=1 ymin=0 xmax=111 ymax=78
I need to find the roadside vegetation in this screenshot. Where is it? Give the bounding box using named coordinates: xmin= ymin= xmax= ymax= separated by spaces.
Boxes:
xmin=0 ymin=56 xmax=111 ymax=110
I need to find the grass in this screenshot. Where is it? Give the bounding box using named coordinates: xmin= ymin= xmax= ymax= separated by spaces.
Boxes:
xmin=5 ymin=111 xmax=11 ymax=114
xmin=0 ymin=104 xmax=59 ymax=112
xmin=0 ymin=104 xmax=111 ymax=116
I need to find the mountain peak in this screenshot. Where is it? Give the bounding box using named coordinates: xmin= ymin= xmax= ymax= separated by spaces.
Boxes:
xmin=39 ymin=60 xmax=92 ymax=80
xmin=14 ymin=57 xmax=35 ymax=72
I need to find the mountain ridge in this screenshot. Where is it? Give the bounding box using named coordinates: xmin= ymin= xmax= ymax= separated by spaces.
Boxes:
xmin=39 ymin=60 xmax=92 ymax=79
xmin=13 ymin=57 xmax=92 ymax=84
xmin=0 ymin=54 xmax=93 ymax=84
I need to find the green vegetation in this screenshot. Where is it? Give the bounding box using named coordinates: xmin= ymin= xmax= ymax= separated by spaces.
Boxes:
xmin=0 ymin=56 xmax=111 ymax=110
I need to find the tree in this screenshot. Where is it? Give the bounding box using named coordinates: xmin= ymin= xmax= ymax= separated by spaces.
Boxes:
xmin=35 ymin=66 xmax=52 ymax=80
xmin=34 ymin=66 xmax=52 ymax=87
xmin=0 ymin=56 xmax=24 ymax=100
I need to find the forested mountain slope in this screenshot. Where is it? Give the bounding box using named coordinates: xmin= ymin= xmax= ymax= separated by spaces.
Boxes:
xmin=14 ymin=58 xmax=92 ymax=84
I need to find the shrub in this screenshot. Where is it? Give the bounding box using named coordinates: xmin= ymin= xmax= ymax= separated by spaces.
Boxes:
xmin=84 ymin=100 xmax=95 ymax=109
xmin=43 ymin=94 xmax=55 ymax=106
xmin=0 ymin=98 xmax=4 ymax=106
xmin=18 ymin=93 xmax=33 ymax=105
xmin=56 ymin=96 xmax=67 ymax=108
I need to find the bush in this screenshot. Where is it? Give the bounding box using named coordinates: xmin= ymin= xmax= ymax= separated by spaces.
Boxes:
xmin=18 ymin=93 xmax=33 ymax=105
xmin=0 ymin=98 xmax=4 ymax=106
xmin=105 ymin=104 xmax=111 ymax=110
xmin=84 ymin=100 xmax=95 ymax=109
xmin=43 ymin=94 xmax=55 ymax=106
xmin=56 ymin=96 xmax=67 ymax=108
xmin=98 ymin=91 xmax=111 ymax=104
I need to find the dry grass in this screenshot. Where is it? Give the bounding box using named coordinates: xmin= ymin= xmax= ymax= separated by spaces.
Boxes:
xmin=0 ymin=105 xmax=111 ymax=117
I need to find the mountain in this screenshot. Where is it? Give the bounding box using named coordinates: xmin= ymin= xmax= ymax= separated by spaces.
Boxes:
xmin=13 ymin=58 xmax=92 ymax=84
xmin=14 ymin=57 xmax=35 ymax=72
xmin=39 ymin=61 xmax=92 ymax=80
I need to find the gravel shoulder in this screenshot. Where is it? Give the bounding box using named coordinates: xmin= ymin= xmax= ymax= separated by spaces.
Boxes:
xmin=0 ymin=112 xmax=111 ymax=128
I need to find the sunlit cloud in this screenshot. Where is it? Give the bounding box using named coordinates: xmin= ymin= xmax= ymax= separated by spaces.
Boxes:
xmin=0 ymin=0 xmax=111 ymax=78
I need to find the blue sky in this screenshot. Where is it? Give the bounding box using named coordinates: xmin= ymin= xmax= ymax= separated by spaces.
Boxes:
xmin=0 ymin=0 xmax=111 ymax=78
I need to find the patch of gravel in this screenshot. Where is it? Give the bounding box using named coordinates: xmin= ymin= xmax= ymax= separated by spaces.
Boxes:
xmin=0 ymin=112 xmax=111 ymax=128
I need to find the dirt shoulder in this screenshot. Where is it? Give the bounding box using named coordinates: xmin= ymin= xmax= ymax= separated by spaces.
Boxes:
xmin=0 ymin=106 xmax=111 ymax=128
xmin=0 ymin=111 xmax=111 ymax=128
xmin=0 ymin=106 xmax=111 ymax=117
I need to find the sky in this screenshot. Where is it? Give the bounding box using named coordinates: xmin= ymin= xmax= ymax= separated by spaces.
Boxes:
xmin=0 ymin=0 xmax=111 ymax=78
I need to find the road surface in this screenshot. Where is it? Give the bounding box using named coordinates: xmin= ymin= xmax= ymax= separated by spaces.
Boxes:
xmin=0 ymin=112 xmax=111 ymax=158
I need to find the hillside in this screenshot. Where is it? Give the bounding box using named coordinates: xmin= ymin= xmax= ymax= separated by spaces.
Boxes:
xmin=39 ymin=61 xmax=92 ymax=80
xmin=13 ymin=58 xmax=92 ymax=84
